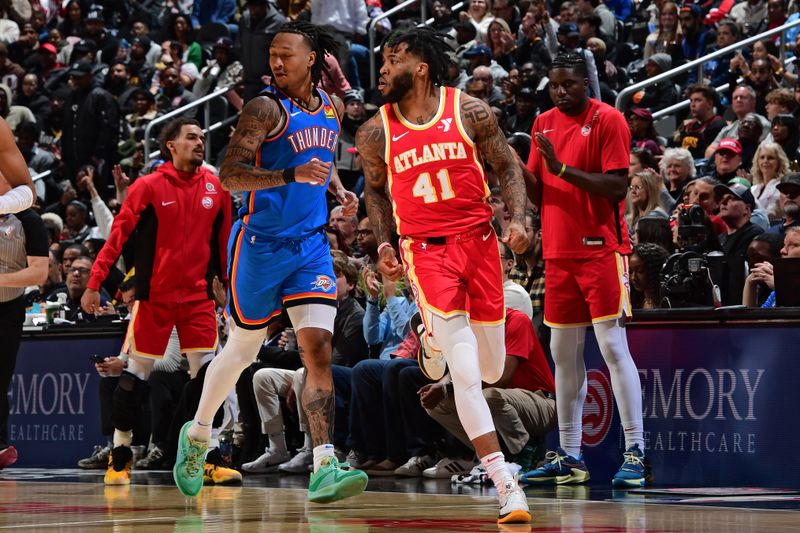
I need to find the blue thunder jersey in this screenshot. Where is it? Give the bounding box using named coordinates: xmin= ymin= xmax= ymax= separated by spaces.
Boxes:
xmin=238 ymin=86 xmax=340 ymax=238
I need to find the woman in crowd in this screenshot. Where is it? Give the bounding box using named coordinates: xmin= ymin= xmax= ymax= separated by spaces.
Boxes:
xmin=460 ymin=0 xmax=494 ymax=42
xmin=57 ymin=0 xmax=83 ymax=39
xmin=630 ymin=243 xmax=670 ymax=309
xmin=627 ymin=108 xmax=663 ymax=157
xmin=487 ymin=18 xmax=515 ymax=71
xmin=750 ymin=141 xmax=791 ymax=222
xmin=629 ymin=147 xmax=658 ymax=179
xmin=635 ymin=216 xmax=674 ymax=254
xmin=643 ymin=1 xmax=682 ymax=60
xmin=661 ymin=147 xmax=695 ymax=204
xmin=770 ymin=114 xmax=799 ymax=168
xmin=627 ymin=169 xmax=669 ymax=238
xmin=163 ymin=13 xmax=203 ymax=70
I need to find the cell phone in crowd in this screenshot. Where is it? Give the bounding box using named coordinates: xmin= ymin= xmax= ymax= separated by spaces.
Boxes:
xmin=89 ymin=354 xmax=107 ymax=364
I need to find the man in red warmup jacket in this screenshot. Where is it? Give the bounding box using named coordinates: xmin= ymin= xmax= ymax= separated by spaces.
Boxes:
xmin=82 ymin=117 xmax=232 ymax=485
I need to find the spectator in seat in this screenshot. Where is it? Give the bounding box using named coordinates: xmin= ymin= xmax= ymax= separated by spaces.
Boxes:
xmin=715 ymin=182 xmax=765 ymax=304
xmin=769 ymin=114 xmax=799 ymax=166
xmin=705 ymin=138 xmax=748 ymax=184
xmin=499 ymin=242 xmax=533 ymax=319
xmin=631 ymin=53 xmax=679 ymax=112
xmin=629 ymin=147 xmax=658 ymax=179
xmin=49 ymin=255 xmax=112 ymax=321
xmin=629 ymin=243 xmax=669 ymax=309
xmin=627 ymin=108 xmax=662 ymax=157
xmin=706 ymin=85 xmax=771 ymax=157
xmin=643 ymin=2 xmax=681 ymax=60
xmin=744 ymin=226 xmax=800 ymax=307
xmin=660 ymin=148 xmax=696 ymax=205
xmin=155 ymin=65 xmax=198 ymax=119
xmin=679 ymin=4 xmax=711 ymax=63
xmin=738 ymin=113 xmax=765 ymax=170
xmin=328 ymin=206 xmax=358 ymax=254
xmin=751 ymin=141 xmax=791 ymax=222
xmin=460 ymin=0 xmax=495 ymax=42
xmin=505 ymin=87 xmax=537 ymax=135
xmin=673 ymin=84 xmax=725 ymax=159
xmin=764 ymin=88 xmax=795 ymax=122
xmin=421 ymin=308 xmax=556 ymax=477
xmin=14 ymin=73 xmax=51 ymax=120
xmin=626 ymin=169 xmax=669 ymax=239
xmin=768 ymin=173 xmax=800 ymax=236
xmin=742 ymin=232 xmax=785 ymax=306
xmin=634 ymin=216 xmax=674 ymax=253
xmin=688 ymin=176 xmax=729 ymax=237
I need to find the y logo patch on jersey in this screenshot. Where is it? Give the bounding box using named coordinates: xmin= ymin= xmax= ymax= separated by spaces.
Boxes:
xmin=324 ymin=105 xmax=335 ymax=119
xmin=438 ymin=118 xmax=453 ymax=132
xmin=310 ymin=275 xmax=335 ymax=291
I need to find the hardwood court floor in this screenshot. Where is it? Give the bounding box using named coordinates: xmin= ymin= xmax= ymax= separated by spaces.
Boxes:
xmin=0 ymin=471 xmax=798 ymax=532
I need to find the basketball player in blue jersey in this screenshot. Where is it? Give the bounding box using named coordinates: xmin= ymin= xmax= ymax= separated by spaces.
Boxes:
xmin=173 ymin=22 xmax=364 ymax=502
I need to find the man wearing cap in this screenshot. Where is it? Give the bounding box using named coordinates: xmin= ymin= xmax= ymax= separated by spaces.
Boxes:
xmin=335 ymin=90 xmax=366 ymax=192
xmin=128 ymin=37 xmax=156 ymax=89
xmin=768 ymin=173 xmax=800 ymax=236
xmin=62 ymin=60 xmax=120 ymax=188
xmin=82 ymin=5 xmax=119 ymax=65
xmin=715 ymin=182 xmax=765 ymax=304
xmin=464 ymin=44 xmax=509 ymax=83
xmin=680 ymin=4 xmax=712 ymax=63
xmin=674 ymin=83 xmax=725 ymax=158
xmin=706 ymin=138 xmax=747 ymax=183
xmin=631 ymin=53 xmax=678 ymax=111
xmin=238 ymin=0 xmax=286 ymax=102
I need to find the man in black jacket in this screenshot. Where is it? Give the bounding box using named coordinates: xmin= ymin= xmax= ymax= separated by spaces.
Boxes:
xmin=238 ymin=0 xmax=286 ymax=103
xmin=62 ymin=60 xmax=120 ymax=194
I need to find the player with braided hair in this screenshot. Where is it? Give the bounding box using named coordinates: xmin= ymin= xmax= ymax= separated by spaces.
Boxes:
xmin=173 ymin=22 xmax=363 ymax=502
xmin=629 ymin=243 xmax=669 ymax=309
xmin=357 ymin=26 xmax=531 ymax=524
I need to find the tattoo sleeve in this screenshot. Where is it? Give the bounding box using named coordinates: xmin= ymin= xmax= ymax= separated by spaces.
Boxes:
xmin=218 ymin=97 xmax=289 ymax=192
xmin=462 ymin=95 xmax=527 ymax=222
xmin=356 ymin=117 xmax=394 ymax=243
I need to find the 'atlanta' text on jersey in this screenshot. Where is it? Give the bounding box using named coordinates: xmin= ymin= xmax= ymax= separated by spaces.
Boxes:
xmin=392 ymin=142 xmax=468 ymax=173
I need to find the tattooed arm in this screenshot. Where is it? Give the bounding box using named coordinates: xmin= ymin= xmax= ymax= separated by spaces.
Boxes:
xmin=356 ymin=114 xmax=403 ymax=280
xmin=460 ymin=93 xmax=531 ymax=254
xmin=218 ymin=96 xmax=330 ymax=192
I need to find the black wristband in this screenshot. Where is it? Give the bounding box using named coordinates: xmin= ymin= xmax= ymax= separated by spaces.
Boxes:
xmin=283 ymin=168 xmax=296 ymax=183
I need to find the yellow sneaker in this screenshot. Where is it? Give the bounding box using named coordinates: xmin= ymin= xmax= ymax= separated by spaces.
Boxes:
xmin=203 ymin=463 xmax=243 ymax=485
xmin=103 ymin=446 xmax=133 ymax=486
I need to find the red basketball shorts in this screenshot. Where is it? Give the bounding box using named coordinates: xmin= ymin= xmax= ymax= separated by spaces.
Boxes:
xmin=399 ymin=223 xmax=505 ymax=333
xmin=544 ymin=252 xmax=631 ymax=328
xmin=124 ymin=299 xmax=218 ymax=358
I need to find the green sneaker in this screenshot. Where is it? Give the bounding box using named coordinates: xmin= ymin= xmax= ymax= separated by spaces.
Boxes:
xmin=308 ymin=456 xmax=368 ymax=504
xmin=173 ymin=421 xmax=209 ymax=497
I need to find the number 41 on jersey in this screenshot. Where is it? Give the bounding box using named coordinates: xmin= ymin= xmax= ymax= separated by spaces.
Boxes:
xmin=412 ymin=169 xmax=455 ymax=204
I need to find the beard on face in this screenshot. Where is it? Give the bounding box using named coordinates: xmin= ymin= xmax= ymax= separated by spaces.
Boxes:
xmin=383 ymin=70 xmax=414 ymax=104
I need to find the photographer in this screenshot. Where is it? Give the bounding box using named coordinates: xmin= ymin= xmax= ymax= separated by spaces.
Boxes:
xmin=715 ymin=183 xmax=765 ymax=304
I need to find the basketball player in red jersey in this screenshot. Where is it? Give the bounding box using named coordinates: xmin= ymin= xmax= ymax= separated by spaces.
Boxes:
xmin=521 ymin=52 xmax=648 ymax=488
xmin=356 ymin=27 xmax=532 ymax=524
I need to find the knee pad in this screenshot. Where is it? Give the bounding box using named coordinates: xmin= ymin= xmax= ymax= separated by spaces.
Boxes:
xmin=446 ymin=342 xmax=483 ymax=394
xmin=113 ymin=371 xmax=147 ymax=432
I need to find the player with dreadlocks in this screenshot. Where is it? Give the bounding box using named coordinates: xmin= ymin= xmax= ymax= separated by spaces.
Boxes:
xmin=173 ymin=21 xmax=362 ymax=501
xmin=356 ymin=27 xmax=532 ymax=524
xmin=521 ymin=52 xmax=649 ymax=488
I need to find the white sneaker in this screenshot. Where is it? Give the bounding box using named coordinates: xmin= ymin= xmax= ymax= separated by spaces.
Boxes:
xmin=411 ymin=313 xmax=447 ymax=381
xmin=394 ymin=455 xmax=435 ymax=477
xmin=422 ymin=457 xmax=476 ymax=479
xmin=277 ymin=447 xmax=313 ymax=474
xmin=497 ymin=479 xmax=532 ymax=524
xmin=241 ymin=448 xmax=291 ymax=473
xmin=452 ymin=464 xmax=488 ymax=485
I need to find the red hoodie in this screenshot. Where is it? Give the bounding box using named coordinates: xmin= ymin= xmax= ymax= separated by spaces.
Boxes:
xmin=88 ymin=161 xmax=232 ymax=303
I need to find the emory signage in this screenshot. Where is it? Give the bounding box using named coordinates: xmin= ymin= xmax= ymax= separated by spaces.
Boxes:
xmin=8 ymin=334 xmax=123 ymax=467
xmin=574 ymin=325 xmax=799 ymax=488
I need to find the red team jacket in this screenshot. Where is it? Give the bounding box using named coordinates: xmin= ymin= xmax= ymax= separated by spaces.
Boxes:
xmin=88 ymin=161 xmax=232 ymax=303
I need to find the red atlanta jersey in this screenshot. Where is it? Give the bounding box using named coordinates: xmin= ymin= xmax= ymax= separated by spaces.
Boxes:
xmin=527 ymin=98 xmax=632 ymax=259
xmin=380 ymin=87 xmax=492 ymax=238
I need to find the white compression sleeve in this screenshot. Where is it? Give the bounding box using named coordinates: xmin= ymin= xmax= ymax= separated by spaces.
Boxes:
xmin=593 ymin=320 xmax=644 ymax=450
xmin=430 ymin=313 xmax=496 ymax=441
xmin=550 ymin=326 xmax=587 ymax=458
xmin=0 ymin=185 xmax=34 ymax=214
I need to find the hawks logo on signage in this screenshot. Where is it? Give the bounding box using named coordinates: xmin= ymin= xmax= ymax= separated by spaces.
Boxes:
xmin=311 ymin=275 xmax=334 ymax=291
xmin=583 ymin=369 xmax=614 ymax=447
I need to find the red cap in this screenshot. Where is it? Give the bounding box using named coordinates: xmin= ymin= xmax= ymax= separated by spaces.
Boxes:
xmin=38 ymin=43 xmax=57 ymax=55
xmin=716 ymin=138 xmax=742 ymax=155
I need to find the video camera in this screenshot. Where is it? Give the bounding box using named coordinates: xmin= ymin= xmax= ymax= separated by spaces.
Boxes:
xmin=661 ymin=204 xmax=725 ymax=307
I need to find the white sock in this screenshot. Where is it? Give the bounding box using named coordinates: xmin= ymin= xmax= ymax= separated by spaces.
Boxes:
xmin=188 ymin=326 xmax=266 ymax=442
xmin=303 ymin=433 xmax=313 ymax=450
xmin=482 ymin=451 xmax=513 ymax=493
xmin=593 ymin=320 xmax=644 ymax=451
xmin=268 ymin=432 xmax=287 ymax=455
xmin=312 ymin=444 xmax=335 ymax=472
xmin=209 ymin=427 xmax=220 ymax=450
xmin=550 ymin=327 xmax=587 ymax=458
xmin=113 ymin=429 xmax=132 ymax=448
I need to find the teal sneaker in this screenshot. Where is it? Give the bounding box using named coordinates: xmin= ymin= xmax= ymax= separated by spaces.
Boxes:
xmin=612 ymin=444 xmax=652 ymax=488
xmin=308 ymin=456 xmax=368 ymax=504
xmin=520 ymin=447 xmax=590 ymax=485
xmin=173 ymin=421 xmax=209 ymax=497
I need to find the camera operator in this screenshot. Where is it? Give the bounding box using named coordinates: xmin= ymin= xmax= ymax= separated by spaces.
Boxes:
xmin=715 ymin=183 xmax=765 ymax=304
xmin=744 ymin=227 xmax=800 ymax=307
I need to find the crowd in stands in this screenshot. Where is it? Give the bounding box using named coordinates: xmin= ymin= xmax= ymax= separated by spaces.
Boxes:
xmin=6 ymin=0 xmax=800 ymax=478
